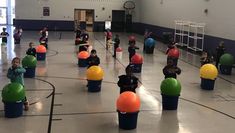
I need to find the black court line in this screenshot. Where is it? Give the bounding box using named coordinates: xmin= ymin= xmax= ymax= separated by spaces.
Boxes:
xmin=94 ymin=33 xmax=235 ymax=120
xmin=36 ymin=75 xmax=117 ymax=84
xmin=52 ymin=118 xmax=63 ymax=121
xmin=46 ymin=49 xmax=59 ymax=57
xmin=0 ymin=89 xmax=52 ymax=92
xmin=148 ymin=88 xmax=235 ymax=119
xmin=21 ymin=109 xmax=156 ymax=117
xmin=53 ymin=104 xmax=63 ymax=106
xmin=0 ymin=77 xmax=55 ymax=133
xmin=34 ymin=78 xmax=55 ymax=133
xmin=55 ymin=92 xmax=63 ymax=95
xmin=180 ymin=97 xmax=235 ymax=119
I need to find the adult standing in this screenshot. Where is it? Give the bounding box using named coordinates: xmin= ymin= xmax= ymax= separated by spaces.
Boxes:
xmin=215 ymin=41 xmax=225 ymax=68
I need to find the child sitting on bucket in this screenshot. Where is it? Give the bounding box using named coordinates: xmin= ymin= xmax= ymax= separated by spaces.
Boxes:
xmin=163 ymin=59 xmax=181 ymax=79
xmin=87 ymin=49 xmax=100 ymax=68
xmin=26 ymin=42 xmax=36 ymax=57
xmin=7 ymin=57 xmax=29 ymax=111
xmin=128 ymin=41 xmax=139 ymax=63
xmin=117 ymin=64 xmax=139 ymax=94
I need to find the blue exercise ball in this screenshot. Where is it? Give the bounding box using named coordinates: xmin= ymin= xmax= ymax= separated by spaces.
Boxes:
xmin=145 ymin=38 xmax=155 ymax=47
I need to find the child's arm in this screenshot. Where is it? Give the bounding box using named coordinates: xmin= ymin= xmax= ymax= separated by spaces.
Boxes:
xmin=7 ymin=68 xmax=15 ymax=79
xmin=97 ymin=57 xmax=100 ymax=65
xmin=175 ymin=67 xmax=181 ymax=75
xmin=117 ymin=75 xmax=125 ymax=87
xmin=135 ymin=46 xmax=139 ymax=49
xmin=131 ymin=77 xmax=138 ymax=89
xmin=15 ymin=67 xmax=26 ymax=74
xmin=163 ymin=67 xmax=169 ymax=75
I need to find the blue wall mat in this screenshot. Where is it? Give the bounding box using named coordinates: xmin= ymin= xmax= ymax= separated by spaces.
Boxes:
xmin=132 ymin=22 xmax=235 ymax=57
xmin=93 ymin=21 xmax=105 ymax=32
xmin=13 ymin=19 xmax=74 ymax=31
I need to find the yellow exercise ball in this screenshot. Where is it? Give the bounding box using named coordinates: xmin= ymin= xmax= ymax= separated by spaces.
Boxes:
xmin=200 ymin=64 xmax=218 ymax=80
xmin=86 ymin=66 xmax=104 ymax=80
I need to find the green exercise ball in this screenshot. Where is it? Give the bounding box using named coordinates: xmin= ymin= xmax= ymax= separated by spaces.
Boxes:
xmin=219 ymin=53 xmax=234 ymax=66
xmin=2 ymin=83 xmax=25 ymax=102
xmin=22 ymin=55 xmax=37 ymax=68
xmin=160 ymin=78 xmax=181 ymax=96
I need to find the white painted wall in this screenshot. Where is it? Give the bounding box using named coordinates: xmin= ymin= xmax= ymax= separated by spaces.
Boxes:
xmin=15 ymin=0 xmax=140 ymax=22
xmin=138 ymin=0 xmax=235 ymax=40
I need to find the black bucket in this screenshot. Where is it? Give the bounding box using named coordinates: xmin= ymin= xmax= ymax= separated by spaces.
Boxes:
xmin=36 ymin=53 xmax=46 ymax=61
xmin=161 ymin=94 xmax=179 ymax=110
xmin=145 ymin=46 xmax=154 ymax=54
xmin=200 ymin=78 xmax=215 ymax=90
xmin=24 ymin=67 xmax=36 ymax=78
xmin=4 ymin=101 xmax=23 ymax=118
xmin=117 ymin=110 xmax=139 ymax=130
xmin=87 ymin=80 xmax=102 ymax=92
xmin=219 ymin=65 xmax=232 ymax=75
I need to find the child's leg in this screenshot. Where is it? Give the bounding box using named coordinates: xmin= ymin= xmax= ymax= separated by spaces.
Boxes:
xmin=113 ymin=47 xmax=116 ymax=57
xmin=24 ymin=97 xmax=29 ymax=111
xmin=129 ymin=54 xmax=132 ymax=63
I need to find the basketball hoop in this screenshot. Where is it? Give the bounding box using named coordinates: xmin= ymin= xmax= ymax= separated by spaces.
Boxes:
xmin=123 ymin=1 xmax=135 ymax=15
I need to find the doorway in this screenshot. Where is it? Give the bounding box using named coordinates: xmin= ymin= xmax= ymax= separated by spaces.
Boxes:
xmin=74 ymin=9 xmax=94 ymax=32
xmin=112 ymin=10 xmax=125 ymax=32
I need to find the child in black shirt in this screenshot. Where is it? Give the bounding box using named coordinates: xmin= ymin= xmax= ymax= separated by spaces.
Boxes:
xmin=128 ymin=42 xmax=139 ymax=63
xmin=163 ymin=59 xmax=181 ymax=79
xmin=215 ymin=41 xmax=225 ymax=68
xmin=87 ymin=49 xmax=100 ymax=68
xmin=200 ymin=51 xmax=212 ymax=66
xmin=26 ymin=42 xmax=36 ymax=57
xmin=113 ymin=34 xmax=120 ymax=57
xmin=0 ymin=27 xmax=9 ymax=43
xmin=117 ymin=64 xmax=138 ymax=94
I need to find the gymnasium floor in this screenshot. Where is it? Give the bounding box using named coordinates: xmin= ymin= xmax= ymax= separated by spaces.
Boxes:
xmin=0 ymin=26 xmax=235 ymax=133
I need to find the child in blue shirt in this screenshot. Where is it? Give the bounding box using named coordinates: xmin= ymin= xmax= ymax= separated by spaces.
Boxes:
xmin=7 ymin=57 xmax=29 ymax=111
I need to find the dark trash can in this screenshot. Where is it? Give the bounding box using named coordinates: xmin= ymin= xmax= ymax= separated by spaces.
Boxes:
xmin=117 ymin=110 xmax=139 ymax=130
xmin=4 ymin=101 xmax=23 ymax=118
xmin=87 ymin=80 xmax=102 ymax=92
xmin=200 ymin=78 xmax=215 ymax=90
xmin=161 ymin=94 xmax=179 ymax=110
xmin=24 ymin=67 xmax=36 ymax=78
xmin=219 ymin=65 xmax=232 ymax=75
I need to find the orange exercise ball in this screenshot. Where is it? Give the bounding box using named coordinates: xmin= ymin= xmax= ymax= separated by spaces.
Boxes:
xmin=77 ymin=51 xmax=89 ymax=59
xmin=168 ymin=48 xmax=180 ymax=58
xmin=116 ymin=91 xmax=141 ymax=112
xmin=36 ymin=45 xmax=47 ymax=53
xmin=131 ymin=54 xmax=143 ymax=64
